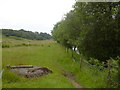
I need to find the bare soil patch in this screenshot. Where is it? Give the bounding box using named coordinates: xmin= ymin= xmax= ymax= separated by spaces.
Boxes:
xmin=63 ymin=72 xmax=83 ymax=88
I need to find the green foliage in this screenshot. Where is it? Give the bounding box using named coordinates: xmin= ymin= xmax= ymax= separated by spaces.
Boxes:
xmin=107 ymin=58 xmax=119 ymax=88
xmin=1 ymin=29 xmax=52 ymax=40
xmin=52 ymin=2 xmax=120 ymax=61
xmin=89 ymin=58 xmax=99 ymax=65
xmin=87 ymin=57 xmax=119 ymax=88
xmin=22 ymin=43 xmax=30 ymax=46
xmin=2 ymin=44 xmax=10 ymax=48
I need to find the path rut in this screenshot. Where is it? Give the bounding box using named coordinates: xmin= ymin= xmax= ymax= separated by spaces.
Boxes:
xmin=63 ymin=72 xmax=83 ymax=88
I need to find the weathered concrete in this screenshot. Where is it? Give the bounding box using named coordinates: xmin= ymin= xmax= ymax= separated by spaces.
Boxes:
xmin=6 ymin=65 xmax=52 ymax=78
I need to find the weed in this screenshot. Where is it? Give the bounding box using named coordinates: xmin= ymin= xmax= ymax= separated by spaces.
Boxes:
xmin=2 ymin=44 xmax=10 ymax=48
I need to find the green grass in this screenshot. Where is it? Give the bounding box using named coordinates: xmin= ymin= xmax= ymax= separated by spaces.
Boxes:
xmin=2 ymin=35 xmax=54 ymax=48
xmin=2 ymin=42 xmax=75 ymax=88
xmin=2 ymin=36 xmax=109 ymax=88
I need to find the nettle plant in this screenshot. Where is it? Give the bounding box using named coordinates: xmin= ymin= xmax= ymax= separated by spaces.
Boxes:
xmin=89 ymin=58 xmax=101 ymax=66
xmin=88 ymin=58 xmax=106 ymax=70
xmin=106 ymin=57 xmax=119 ymax=88
xmin=109 ymin=57 xmax=119 ymax=73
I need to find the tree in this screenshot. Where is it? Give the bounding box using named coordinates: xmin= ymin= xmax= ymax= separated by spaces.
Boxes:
xmin=52 ymin=2 xmax=120 ymax=61
xmin=1 ymin=29 xmax=52 ymax=40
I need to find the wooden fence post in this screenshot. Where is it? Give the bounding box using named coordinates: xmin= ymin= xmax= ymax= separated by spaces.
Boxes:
xmin=118 ymin=60 xmax=120 ymax=88
xmin=66 ymin=48 xmax=68 ymax=53
xmin=80 ymin=54 xmax=83 ymax=70
xmin=0 ymin=69 xmax=4 ymax=80
xmin=71 ymin=49 xmax=73 ymax=58
xmin=106 ymin=60 xmax=112 ymax=88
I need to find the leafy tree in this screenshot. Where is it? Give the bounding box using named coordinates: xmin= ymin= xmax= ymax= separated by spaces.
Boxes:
xmin=1 ymin=29 xmax=52 ymax=40
xmin=52 ymin=2 xmax=120 ymax=61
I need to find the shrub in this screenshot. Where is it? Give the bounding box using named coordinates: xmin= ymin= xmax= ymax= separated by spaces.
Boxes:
xmin=22 ymin=43 xmax=29 ymax=46
xmin=2 ymin=44 xmax=10 ymax=48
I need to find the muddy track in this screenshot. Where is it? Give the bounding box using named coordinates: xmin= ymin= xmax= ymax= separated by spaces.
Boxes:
xmin=63 ymin=72 xmax=83 ymax=88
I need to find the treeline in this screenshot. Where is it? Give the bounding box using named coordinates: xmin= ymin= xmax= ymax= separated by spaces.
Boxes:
xmin=52 ymin=2 xmax=120 ymax=61
xmin=1 ymin=29 xmax=52 ymax=40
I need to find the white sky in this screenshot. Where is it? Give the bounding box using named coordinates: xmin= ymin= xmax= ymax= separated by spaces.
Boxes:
xmin=0 ymin=0 xmax=75 ymax=34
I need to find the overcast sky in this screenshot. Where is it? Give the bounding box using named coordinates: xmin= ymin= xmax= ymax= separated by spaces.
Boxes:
xmin=0 ymin=0 xmax=76 ymax=34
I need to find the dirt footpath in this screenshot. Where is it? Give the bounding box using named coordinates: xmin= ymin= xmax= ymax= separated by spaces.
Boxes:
xmin=63 ymin=72 xmax=83 ymax=88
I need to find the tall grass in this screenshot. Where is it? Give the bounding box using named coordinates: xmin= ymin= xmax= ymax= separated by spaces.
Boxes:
xmin=2 ymin=36 xmax=112 ymax=88
xmin=59 ymin=49 xmax=108 ymax=88
xmin=2 ymin=42 xmax=75 ymax=88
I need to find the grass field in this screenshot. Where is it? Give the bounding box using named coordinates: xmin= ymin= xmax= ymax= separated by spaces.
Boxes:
xmin=2 ymin=35 xmax=108 ymax=88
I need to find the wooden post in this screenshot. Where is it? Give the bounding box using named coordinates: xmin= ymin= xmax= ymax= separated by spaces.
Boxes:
xmin=80 ymin=54 xmax=83 ymax=70
xmin=118 ymin=60 xmax=120 ymax=88
xmin=71 ymin=49 xmax=73 ymax=58
xmin=6 ymin=65 xmax=33 ymax=69
xmin=106 ymin=60 xmax=112 ymax=88
xmin=66 ymin=48 xmax=68 ymax=53
xmin=0 ymin=69 xmax=4 ymax=80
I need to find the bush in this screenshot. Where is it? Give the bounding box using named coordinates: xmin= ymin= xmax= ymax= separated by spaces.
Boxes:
xmin=2 ymin=44 xmax=10 ymax=48
xmin=22 ymin=43 xmax=29 ymax=46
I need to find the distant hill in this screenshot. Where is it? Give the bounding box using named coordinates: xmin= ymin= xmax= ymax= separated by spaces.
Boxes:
xmin=1 ymin=29 xmax=52 ymax=40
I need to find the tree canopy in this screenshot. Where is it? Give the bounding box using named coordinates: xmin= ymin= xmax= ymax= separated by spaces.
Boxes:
xmin=52 ymin=2 xmax=120 ymax=61
xmin=1 ymin=29 xmax=52 ymax=40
